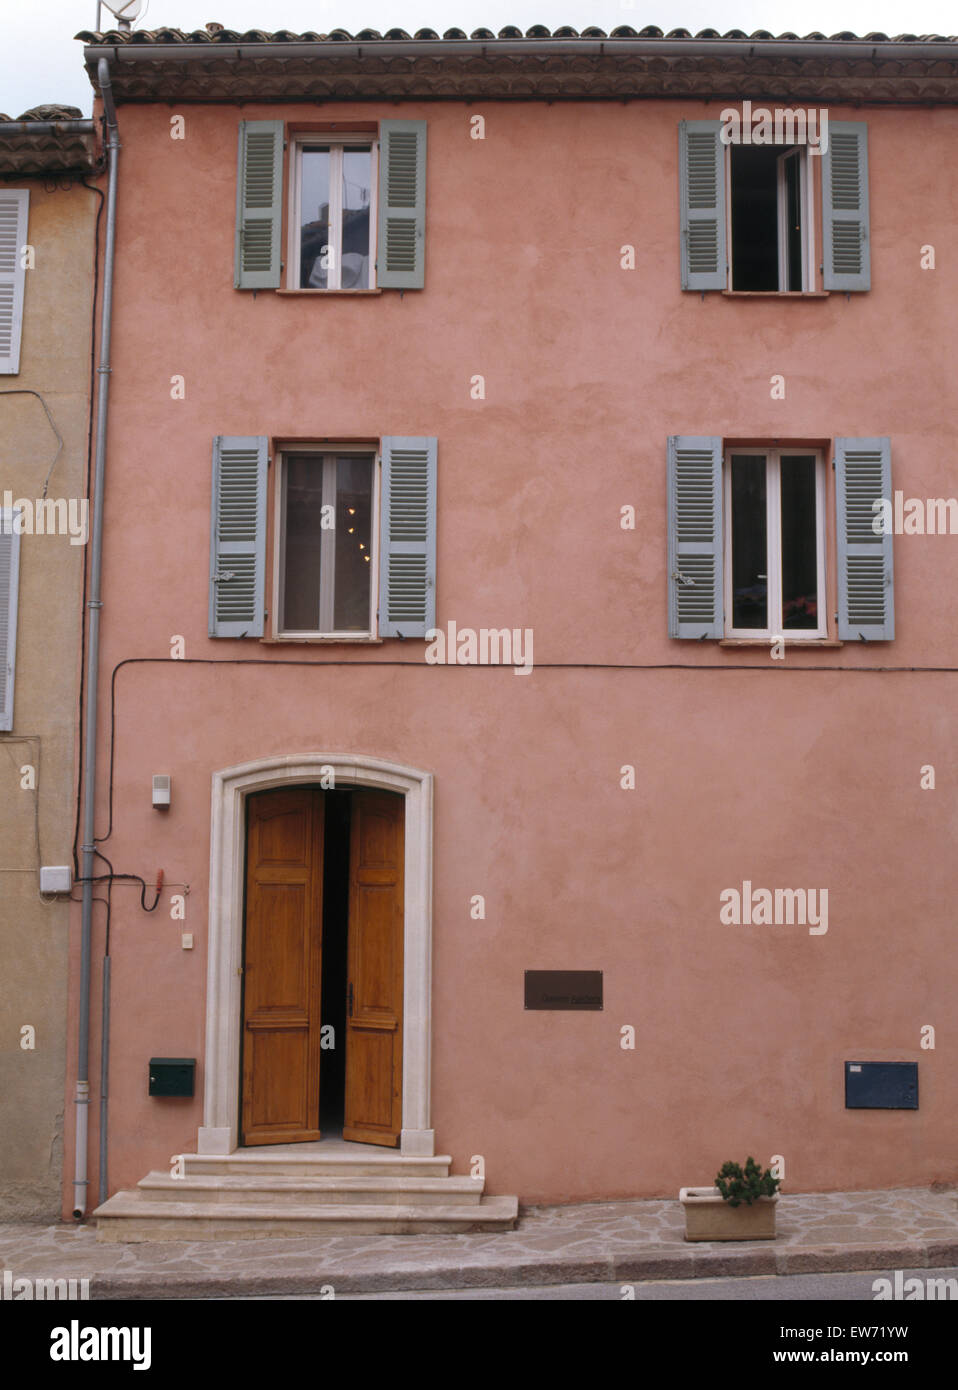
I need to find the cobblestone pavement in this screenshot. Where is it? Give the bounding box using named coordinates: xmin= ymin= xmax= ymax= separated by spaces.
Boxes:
xmin=1 ymin=1187 xmax=956 ymax=1297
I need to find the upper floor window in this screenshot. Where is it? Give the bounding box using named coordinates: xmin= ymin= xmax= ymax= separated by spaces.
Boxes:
xmin=292 ymin=140 xmax=378 ymax=291
xmin=678 ymin=119 xmax=870 ymax=294
xmin=234 ymin=120 xmax=425 ymax=293
xmin=729 ymin=145 xmax=811 ymax=292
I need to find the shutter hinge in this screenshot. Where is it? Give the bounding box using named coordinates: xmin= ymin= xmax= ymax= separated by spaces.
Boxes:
xmin=832 ymin=457 xmax=836 ymax=469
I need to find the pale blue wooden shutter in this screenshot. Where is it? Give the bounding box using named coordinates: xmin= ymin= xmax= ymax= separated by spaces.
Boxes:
xmin=822 ymin=123 xmax=870 ymax=292
xmin=234 ymin=121 xmax=284 ymax=289
xmin=0 ymin=190 xmax=29 ymax=374
xmin=835 ymin=437 xmax=893 ymax=640
xmin=209 ymin=437 xmax=268 ymax=637
xmin=377 ymin=121 xmax=426 ymax=289
xmin=679 ymin=122 xmax=726 ymax=291
xmin=667 ymin=437 xmax=723 ymax=638
xmin=379 ymin=437 xmax=436 ymax=638
xmin=0 ymin=511 xmax=22 ymax=729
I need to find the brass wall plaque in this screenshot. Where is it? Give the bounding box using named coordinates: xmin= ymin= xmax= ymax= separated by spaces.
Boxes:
xmin=524 ymin=970 xmax=603 ymax=1011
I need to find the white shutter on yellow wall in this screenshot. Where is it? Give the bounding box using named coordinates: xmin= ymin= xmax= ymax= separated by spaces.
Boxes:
xmin=0 ymin=511 xmax=22 ymax=729
xmin=0 ymin=190 xmax=29 ymax=374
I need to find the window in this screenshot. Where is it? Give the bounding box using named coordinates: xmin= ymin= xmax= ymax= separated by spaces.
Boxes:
xmin=209 ymin=436 xmax=437 ymax=641
xmin=235 ymin=121 xmax=426 ymax=292
xmin=679 ymin=120 xmax=870 ymax=294
xmin=667 ymin=436 xmax=893 ymax=643
xmin=724 ymin=449 xmax=825 ymax=639
xmin=0 ymin=508 xmax=22 ymax=730
xmin=290 ymin=140 xmax=378 ymax=290
xmin=278 ymin=450 xmax=377 ymax=636
xmin=0 ymin=189 xmax=29 ymax=374
xmin=729 ymin=146 xmax=811 ymax=292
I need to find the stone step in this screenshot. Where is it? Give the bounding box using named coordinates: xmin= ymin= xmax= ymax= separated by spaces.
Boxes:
xmin=136 ymin=1171 xmax=485 ymax=1206
xmin=93 ymin=1194 xmax=519 ymax=1241
xmin=178 ymin=1152 xmax=452 ymax=1180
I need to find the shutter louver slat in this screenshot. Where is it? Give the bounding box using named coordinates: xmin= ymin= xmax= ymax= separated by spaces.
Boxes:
xmin=823 ymin=124 xmax=870 ymax=291
xmin=679 ymin=123 xmax=726 ymax=291
xmin=234 ymin=122 xmax=283 ymax=290
xmin=379 ymin=437 xmax=436 ymax=637
xmin=0 ymin=191 xmax=28 ymax=373
xmin=668 ymin=437 xmax=724 ymax=638
xmin=378 ymin=121 xmax=426 ymax=289
xmin=209 ymin=437 xmax=268 ymax=637
xmin=835 ymin=437 xmax=893 ymax=640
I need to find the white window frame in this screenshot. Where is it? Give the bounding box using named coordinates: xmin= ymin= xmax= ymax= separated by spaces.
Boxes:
xmin=273 ymin=445 xmax=380 ymax=639
xmin=723 ymin=447 xmax=826 ymax=640
xmin=725 ymin=143 xmax=815 ymax=292
xmin=288 ymin=137 xmax=379 ymax=291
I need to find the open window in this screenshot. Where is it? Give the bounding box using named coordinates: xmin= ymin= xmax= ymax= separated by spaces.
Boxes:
xmin=679 ymin=120 xmax=870 ymax=294
xmin=729 ymin=145 xmax=811 ymax=292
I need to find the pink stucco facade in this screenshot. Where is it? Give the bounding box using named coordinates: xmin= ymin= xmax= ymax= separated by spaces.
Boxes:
xmin=65 ymin=87 xmax=958 ymax=1216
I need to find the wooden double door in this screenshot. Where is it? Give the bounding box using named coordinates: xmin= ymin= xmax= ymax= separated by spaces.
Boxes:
xmin=240 ymin=786 xmax=404 ymax=1146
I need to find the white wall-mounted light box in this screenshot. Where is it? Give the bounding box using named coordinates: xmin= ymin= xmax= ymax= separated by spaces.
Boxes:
xmin=40 ymin=866 xmax=72 ymax=894
xmin=152 ymin=775 xmax=171 ymax=809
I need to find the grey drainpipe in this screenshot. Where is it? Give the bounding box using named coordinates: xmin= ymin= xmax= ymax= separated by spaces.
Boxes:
xmin=74 ymin=56 xmax=118 ymax=1220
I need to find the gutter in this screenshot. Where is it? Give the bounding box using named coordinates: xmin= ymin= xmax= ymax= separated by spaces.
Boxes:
xmin=0 ymin=121 xmax=96 ymax=135
xmin=80 ymin=38 xmax=958 ymax=64
xmin=74 ymin=56 xmax=118 ymax=1219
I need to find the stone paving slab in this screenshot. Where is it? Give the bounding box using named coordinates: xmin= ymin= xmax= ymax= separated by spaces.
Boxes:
xmin=0 ymin=1186 xmax=956 ymax=1297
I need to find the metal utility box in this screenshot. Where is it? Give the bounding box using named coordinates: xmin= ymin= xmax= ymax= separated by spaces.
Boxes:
xmin=149 ymin=1057 xmax=195 ymax=1097
xmin=844 ymin=1061 xmax=918 ymax=1109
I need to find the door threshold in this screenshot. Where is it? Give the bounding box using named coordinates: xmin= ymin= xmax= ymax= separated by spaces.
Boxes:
xmin=238 ymin=1136 xmax=399 ymax=1157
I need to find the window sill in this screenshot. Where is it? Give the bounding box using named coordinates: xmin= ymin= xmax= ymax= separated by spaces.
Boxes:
xmin=261 ymin=636 xmax=384 ymax=644
xmin=721 ymin=291 xmax=829 ymax=299
xmin=719 ymin=638 xmax=842 ymax=647
xmin=276 ymin=288 xmax=383 ymax=297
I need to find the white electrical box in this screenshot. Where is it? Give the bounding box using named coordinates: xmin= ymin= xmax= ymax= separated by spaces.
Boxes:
xmin=40 ymin=866 xmax=72 ymax=894
xmin=152 ymin=774 xmax=171 ymax=809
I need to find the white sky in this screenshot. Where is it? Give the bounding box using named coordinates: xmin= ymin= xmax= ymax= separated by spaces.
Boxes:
xmin=2 ymin=0 xmax=956 ymax=117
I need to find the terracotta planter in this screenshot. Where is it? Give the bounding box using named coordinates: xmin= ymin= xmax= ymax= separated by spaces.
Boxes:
xmin=679 ymin=1186 xmax=778 ymax=1241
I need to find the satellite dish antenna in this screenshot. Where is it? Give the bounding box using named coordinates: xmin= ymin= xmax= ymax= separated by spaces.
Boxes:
xmin=98 ymin=0 xmax=145 ymax=30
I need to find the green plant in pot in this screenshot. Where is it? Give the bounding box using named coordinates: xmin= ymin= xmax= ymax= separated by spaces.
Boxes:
xmin=679 ymin=1156 xmax=781 ymax=1241
xmin=715 ymin=1156 xmax=781 ymax=1207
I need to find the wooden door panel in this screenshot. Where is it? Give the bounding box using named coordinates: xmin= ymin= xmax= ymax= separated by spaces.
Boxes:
xmin=242 ymin=789 xmax=324 ymax=1145
xmin=344 ymin=791 xmax=404 ymax=1145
